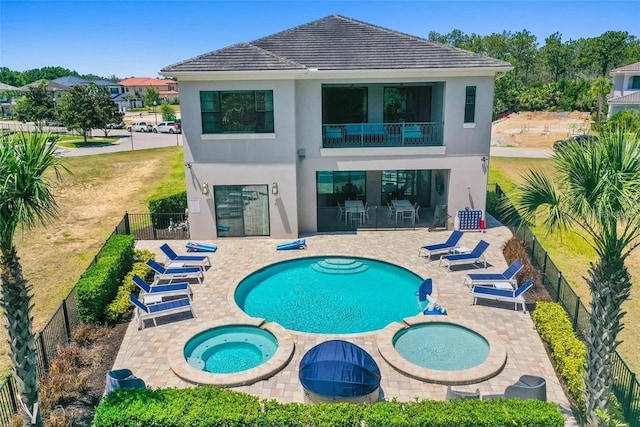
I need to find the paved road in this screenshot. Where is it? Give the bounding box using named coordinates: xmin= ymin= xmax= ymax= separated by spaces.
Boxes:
xmin=56 ymin=131 xmax=182 ymax=157
xmin=490 ymin=146 xmax=553 ymax=158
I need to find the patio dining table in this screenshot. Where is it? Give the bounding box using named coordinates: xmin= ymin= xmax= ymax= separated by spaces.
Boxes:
xmin=391 ymin=200 xmax=415 ymax=224
xmin=344 ymin=200 xmax=365 ymax=225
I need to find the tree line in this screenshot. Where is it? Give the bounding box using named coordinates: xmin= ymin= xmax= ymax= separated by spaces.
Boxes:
xmin=0 ymin=66 xmax=120 ymax=87
xmin=428 ymin=29 xmax=640 ymax=117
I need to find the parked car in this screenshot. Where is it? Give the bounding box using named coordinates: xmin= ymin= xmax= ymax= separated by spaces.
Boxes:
xmin=153 ymin=121 xmax=181 ymax=134
xmin=127 ymin=122 xmax=152 ymax=132
xmin=107 ymin=121 xmax=125 ymax=129
xmin=553 ymin=134 xmax=598 ymax=149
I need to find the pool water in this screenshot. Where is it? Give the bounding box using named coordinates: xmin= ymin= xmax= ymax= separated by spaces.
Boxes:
xmin=393 ymin=323 xmax=490 ymax=371
xmin=184 ymin=325 xmax=278 ymax=374
xmin=235 ymin=257 xmax=423 ymax=334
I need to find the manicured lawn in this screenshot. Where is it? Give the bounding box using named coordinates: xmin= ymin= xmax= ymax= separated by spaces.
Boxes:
xmin=56 ymin=135 xmax=120 ymax=148
xmin=0 ymin=147 xmax=185 ymax=374
xmin=489 ymin=156 xmax=640 ymax=372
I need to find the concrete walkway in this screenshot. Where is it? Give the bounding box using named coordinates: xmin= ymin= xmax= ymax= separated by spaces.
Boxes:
xmin=115 ymin=227 xmax=576 ymax=425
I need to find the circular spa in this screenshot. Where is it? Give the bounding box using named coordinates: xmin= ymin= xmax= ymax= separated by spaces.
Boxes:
xmin=235 ymin=257 xmax=423 ymax=334
xmin=184 ymin=325 xmax=277 ymax=374
xmin=377 ymin=319 xmax=507 ymax=385
xmin=169 ymin=321 xmax=294 ymax=386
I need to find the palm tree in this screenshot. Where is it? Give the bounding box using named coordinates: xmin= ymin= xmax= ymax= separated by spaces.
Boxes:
xmin=515 ymin=128 xmax=640 ymax=425
xmin=590 ymin=76 xmax=613 ymax=123
xmin=0 ymin=131 xmax=66 ymax=426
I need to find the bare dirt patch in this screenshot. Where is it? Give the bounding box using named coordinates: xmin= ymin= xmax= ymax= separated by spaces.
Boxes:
xmin=492 ymin=111 xmax=591 ymax=148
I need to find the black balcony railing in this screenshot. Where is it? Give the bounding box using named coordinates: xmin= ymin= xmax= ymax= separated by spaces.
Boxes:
xmin=322 ymin=122 xmax=443 ymax=148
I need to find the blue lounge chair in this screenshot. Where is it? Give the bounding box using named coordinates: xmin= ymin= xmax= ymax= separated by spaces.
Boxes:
xmin=133 ymin=275 xmax=193 ymax=302
xmin=414 ymin=278 xmax=433 ymax=302
xmin=160 ymin=243 xmax=211 ymax=270
xmin=130 ymin=294 xmax=195 ymax=330
xmin=464 ymin=260 xmax=524 ymax=287
xmin=185 ymin=242 xmax=218 ymax=252
xmin=471 ymin=279 xmax=534 ymax=312
xmin=418 ymin=230 xmax=463 ymax=261
xmin=439 ymin=240 xmax=490 ymax=271
xmin=146 ymin=260 xmax=204 ymax=284
xmin=276 ymin=239 xmax=307 ymax=251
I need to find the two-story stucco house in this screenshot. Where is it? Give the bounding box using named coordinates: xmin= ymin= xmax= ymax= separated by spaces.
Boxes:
xmin=162 ymin=15 xmax=512 ymax=239
xmin=608 ymin=61 xmax=640 ymax=119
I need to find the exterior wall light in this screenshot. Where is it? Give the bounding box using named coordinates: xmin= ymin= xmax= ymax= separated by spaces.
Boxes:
xmin=272 ymin=182 xmax=279 ymax=195
xmin=201 ymin=182 xmax=209 ymax=195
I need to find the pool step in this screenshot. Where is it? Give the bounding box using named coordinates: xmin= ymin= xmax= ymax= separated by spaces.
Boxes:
xmin=311 ymin=258 xmax=369 ymax=274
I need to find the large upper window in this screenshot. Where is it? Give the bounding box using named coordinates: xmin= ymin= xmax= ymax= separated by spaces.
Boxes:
xmin=383 ymin=86 xmax=432 ymax=123
xmin=322 ymin=87 xmax=368 ymax=124
xmin=629 ymin=76 xmax=640 ymax=90
xmin=464 ymin=86 xmax=476 ymax=123
xmin=200 ymin=90 xmax=274 ymax=133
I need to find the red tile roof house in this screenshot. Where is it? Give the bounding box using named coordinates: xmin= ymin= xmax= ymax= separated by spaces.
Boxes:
xmin=162 ymin=15 xmax=512 ymax=239
xmin=118 ymin=77 xmax=180 ymax=107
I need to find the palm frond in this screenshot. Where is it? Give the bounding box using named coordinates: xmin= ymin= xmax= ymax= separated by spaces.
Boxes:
xmin=516 ymin=169 xmax=568 ymax=232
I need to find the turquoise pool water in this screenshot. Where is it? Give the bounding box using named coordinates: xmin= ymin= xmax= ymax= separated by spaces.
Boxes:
xmin=184 ymin=325 xmax=278 ymax=373
xmin=235 ymin=257 xmax=423 ymax=334
xmin=393 ymin=323 xmax=490 ymax=370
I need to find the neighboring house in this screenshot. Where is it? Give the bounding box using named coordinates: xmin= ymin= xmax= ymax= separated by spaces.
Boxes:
xmin=19 ymin=79 xmax=70 ymax=110
xmin=161 ymin=15 xmax=512 ymax=239
xmin=51 ymin=76 xmax=128 ymax=112
xmin=607 ymin=61 xmax=640 ymax=119
xmin=0 ymin=82 xmax=20 ymax=118
xmin=118 ymin=77 xmax=180 ymax=107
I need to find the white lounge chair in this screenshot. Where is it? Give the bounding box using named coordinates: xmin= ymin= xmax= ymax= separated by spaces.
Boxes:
xmin=160 ymin=243 xmax=211 ymax=271
xmin=133 ymin=275 xmax=193 ymax=302
xmin=439 ymin=240 xmax=489 ymax=271
xmin=418 ymin=230 xmax=463 ymax=261
xmin=463 ymin=260 xmax=524 ymax=287
xmin=470 ymin=279 xmax=534 ymax=312
xmin=146 ymin=260 xmax=204 ymax=284
xmin=130 ymin=294 xmax=195 ymax=329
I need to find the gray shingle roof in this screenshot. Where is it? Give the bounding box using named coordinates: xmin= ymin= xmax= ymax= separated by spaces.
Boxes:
xmin=610 ymin=62 xmax=640 ymax=73
xmin=162 ymin=15 xmax=511 ymax=73
xmin=0 ymin=82 xmax=19 ymax=91
xmin=608 ymin=91 xmax=640 ymax=105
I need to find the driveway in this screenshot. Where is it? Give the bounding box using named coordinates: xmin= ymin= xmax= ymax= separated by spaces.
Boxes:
xmin=490 ymin=146 xmax=553 ymax=158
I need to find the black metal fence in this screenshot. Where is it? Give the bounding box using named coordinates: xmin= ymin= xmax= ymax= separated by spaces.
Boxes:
xmin=125 ymin=212 xmax=189 ymax=240
xmin=489 ymin=183 xmax=640 ymax=427
xmin=0 ymin=216 xmax=128 ymax=426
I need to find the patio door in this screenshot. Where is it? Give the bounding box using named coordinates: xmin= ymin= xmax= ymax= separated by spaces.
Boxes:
xmin=213 ymin=185 xmax=269 ymax=237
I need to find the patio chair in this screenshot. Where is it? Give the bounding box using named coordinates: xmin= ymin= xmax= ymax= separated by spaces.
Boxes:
xmin=160 ymin=243 xmax=211 ymax=270
xmin=470 ymin=278 xmax=534 ymax=312
xmin=276 ymin=239 xmax=307 ymax=251
xmin=414 ymin=202 xmax=421 ymax=222
xmin=337 ymin=203 xmax=345 ymax=222
xmin=133 ymin=275 xmax=193 ymax=302
xmin=387 ymin=202 xmax=395 ymax=220
xmin=463 ymin=260 xmax=524 ymax=287
xmin=445 ymin=386 xmax=480 ymax=401
xmin=484 ymin=375 xmax=547 ymax=401
xmin=418 ymin=230 xmax=463 ymax=261
xmin=146 ymin=260 xmax=204 ymax=284
xmin=439 ymin=240 xmax=490 ymax=271
xmin=130 ymin=294 xmax=195 ymax=330
xmin=185 ymin=242 xmax=218 ymax=252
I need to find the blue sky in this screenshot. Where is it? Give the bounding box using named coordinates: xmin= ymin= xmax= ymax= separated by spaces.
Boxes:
xmin=1 ymin=1 xmax=639 ymax=79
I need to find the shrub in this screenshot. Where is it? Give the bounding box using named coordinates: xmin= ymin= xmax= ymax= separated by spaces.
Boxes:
xmin=105 ymin=250 xmax=156 ymax=323
xmin=502 ymin=237 xmax=543 ymax=292
xmin=532 ymin=302 xmax=586 ymax=407
xmin=486 ymin=191 xmax=500 ymax=217
xmin=76 ymin=235 xmax=135 ymax=323
xmin=148 ymin=191 xmax=187 ymax=228
xmin=94 ymin=386 xmax=565 ymax=427
xmin=39 ymin=344 xmax=92 ymax=412
xmin=72 ymin=324 xmax=111 ymax=347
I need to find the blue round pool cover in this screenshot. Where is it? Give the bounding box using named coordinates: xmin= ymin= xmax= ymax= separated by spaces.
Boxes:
xmin=299 ymin=340 xmax=381 ymax=398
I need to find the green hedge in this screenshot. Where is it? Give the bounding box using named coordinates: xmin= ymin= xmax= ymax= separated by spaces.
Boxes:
xmin=104 ymin=249 xmax=155 ymax=323
xmin=532 ymin=302 xmax=586 ymax=407
xmin=76 ymin=235 xmax=135 ymax=324
xmin=148 ymin=191 xmax=187 ymax=228
xmin=486 ymin=191 xmax=500 ymax=217
xmin=94 ymin=386 xmax=565 ymax=427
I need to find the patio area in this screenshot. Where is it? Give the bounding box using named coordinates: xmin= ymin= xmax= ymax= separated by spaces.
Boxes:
xmin=114 ymin=223 xmax=576 ymax=425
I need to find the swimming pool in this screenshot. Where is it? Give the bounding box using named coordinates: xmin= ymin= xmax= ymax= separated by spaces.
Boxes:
xmin=235 ymin=257 xmax=423 ymax=334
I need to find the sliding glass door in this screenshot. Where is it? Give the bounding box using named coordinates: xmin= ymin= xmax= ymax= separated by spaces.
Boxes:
xmin=214 ymin=185 xmax=269 ymax=237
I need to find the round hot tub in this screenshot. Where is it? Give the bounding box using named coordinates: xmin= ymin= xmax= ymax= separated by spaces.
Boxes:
xmin=185 ymin=325 xmax=277 ymax=374
xmin=377 ymin=317 xmax=507 ymax=385
xmin=169 ymin=320 xmax=294 ymax=386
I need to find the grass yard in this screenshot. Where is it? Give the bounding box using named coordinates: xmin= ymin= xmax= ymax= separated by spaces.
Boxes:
xmin=56 ymin=134 xmax=119 ymax=148
xmin=0 ymin=147 xmax=185 ymax=374
xmin=489 ymin=156 xmax=640 ymax=372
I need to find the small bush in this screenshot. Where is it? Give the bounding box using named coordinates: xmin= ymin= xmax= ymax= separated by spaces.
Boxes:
xmin=39 ymin=344 xmax=91 ymax=412
xmin=486 ymin=191 xmax=500 ymax=217
xmin=148 ymin=192 xmax=187 ymax=228
xmin=72 ymin=324 xmax=111 ymax=347
xmin=76 ymin=235 xmax=135 ymax=324
xmin=533 ymin=302 xmax=586 ymax=407
xmin=94 ymin=386 xmax=565 ymax=427
xmin=502 ymin=237 xmax=543 ymax=292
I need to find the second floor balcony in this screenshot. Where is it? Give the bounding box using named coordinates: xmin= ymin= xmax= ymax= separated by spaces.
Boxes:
xmin=322 ymin=122 xmax=443 ymax=148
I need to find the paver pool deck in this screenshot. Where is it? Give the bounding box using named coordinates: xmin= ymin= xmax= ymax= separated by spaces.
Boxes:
xmin=115 ymin=225 xmax=576 ymax=424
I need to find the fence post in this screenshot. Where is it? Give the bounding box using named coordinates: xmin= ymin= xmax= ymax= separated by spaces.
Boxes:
xmin=542 ymin=252 xmax=548 ymax=277
xmin=531 ymin=236 xmax=536 ymax=263
xmin=62 ymin=300 xmax=72 ymax=342
xmin=573 ymin=297 xmax=581 ymax=329
xmin=38 ymin=333 xmax=49 ymax=371
xmin=124 ymin=212 xmax=131 ymax=235
xmin=6 ymin=375 xmax=18 ymax=413
xmin=556 ymin=272 xmax=563 ymax=302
